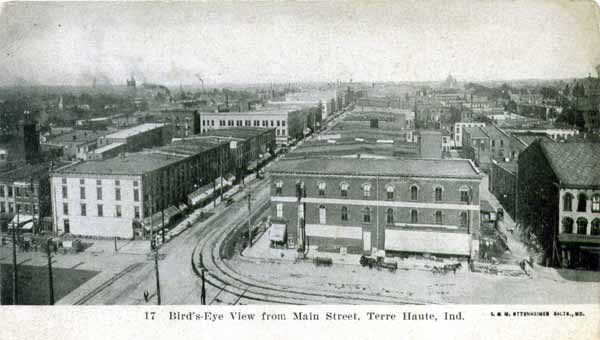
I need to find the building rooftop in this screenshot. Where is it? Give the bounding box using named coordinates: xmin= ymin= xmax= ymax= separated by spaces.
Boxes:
xmin=511 ymin=132 xmax=553 ymax=147
xmin=53 ymin=152 xmax=185 ymax=176
xmin=46 ymin=130 xmax=108 ymax=145
xmin=269 ymin=157 xmax=480 ymax=179
xmin=463 ymin=126 xmax=488 ymax=139
xmin=202 ymin=127 xmax=273 ymax=140
xmin=541 ymin=142 xmax=600 ymax=187
xmin=93 ymin=142 xmax=125 ymax=154
xmin=104 ymin=123 xmax=164 ymax=140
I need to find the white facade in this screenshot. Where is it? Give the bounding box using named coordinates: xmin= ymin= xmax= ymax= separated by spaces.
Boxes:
xmin=50 ymin=174 xmax=143 ymax=239
xmin=200 ymin=111 xmax=291 ymax=145
xmin=454 ymin=122 xmax=486 ymax=147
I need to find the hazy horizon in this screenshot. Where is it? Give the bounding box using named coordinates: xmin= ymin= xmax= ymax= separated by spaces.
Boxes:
xmin=1 ymin=1 xmax=599 ymax=86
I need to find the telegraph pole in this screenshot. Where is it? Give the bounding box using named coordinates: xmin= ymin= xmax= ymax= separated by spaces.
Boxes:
xmin=247 ymin=192 xmax=252 ymax=247
xmin=154 ymin=249 xmax=161 ymax=305
xmin=12 ymin=207 xmax=19 ymax=305
xmin=46 ymin=238 xmax=55 ymax=305
xmin=200 ymin=269 xmax=206 ymax=305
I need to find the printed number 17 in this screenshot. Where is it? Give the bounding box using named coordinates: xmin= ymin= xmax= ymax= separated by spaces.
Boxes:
xmin=145 ymin=312 xmax=156 ymax=320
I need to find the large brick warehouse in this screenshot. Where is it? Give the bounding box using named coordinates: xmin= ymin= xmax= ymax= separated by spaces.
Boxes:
xmin=267 ymin=157 xmax=482 ymax=259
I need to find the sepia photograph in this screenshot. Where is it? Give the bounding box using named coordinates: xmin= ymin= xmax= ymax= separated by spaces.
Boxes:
xmin=0 ymin=1 xmax=599 ymax=337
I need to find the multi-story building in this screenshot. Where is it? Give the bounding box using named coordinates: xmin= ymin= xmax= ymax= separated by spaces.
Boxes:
xmin=268 ymin=157 xmax=482 ymax=259
xmin=517 ymin=141 xmax=600 ymax=269
xmin=462 ymin=124 xmax=512 ymax=170
xmin=50 ymin=138 xmax=231 ymax=239
xmin=92 ymin=123 xmax=172 ymax=160
xmin=199 ymin=108 xmax=310 ymax=145
xmin=44 ymin=130 xmax=109 ymax=161
xmin=453 ymin=122 xmax=486 ymax=147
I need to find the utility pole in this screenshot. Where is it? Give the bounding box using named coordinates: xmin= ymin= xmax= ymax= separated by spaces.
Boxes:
xmin=12 ymin=207 xmax=19 ymax=305
xmin=46 ymin=238 xmax=55 ymax=305
xmin=247 ymin=192 xmax=252 ymax=247
xmin=30 ymin=178 xmax=36 ymax=236
xmin=153 ymin=249 xmax=161 ymax=305
xmin=200 ymin=269 xmax=206 ymax=305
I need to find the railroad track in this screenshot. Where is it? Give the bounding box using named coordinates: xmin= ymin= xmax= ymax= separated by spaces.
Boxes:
xmin=193 ymin=195 xmax=437 ymax=305
xmin=74 ymin=262 xmax=144 ymax=305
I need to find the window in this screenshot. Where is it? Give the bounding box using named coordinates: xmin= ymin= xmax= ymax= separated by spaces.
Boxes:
xmin=275 ymin=181 xmax=283 ymax=195
xmin=460 ymin=187 xmax=470 ymax=203
xmin=277 ymin=120 xmax=280 ymax=127
xmin=435 ymin=187 xmax=443 ymax=201
xmin=386 ymin=185 xmax=394 ymax=200
xmin=0 ymin=186 xmax=4 ymax=197
xmin=282 ymin=120 xmax=286 ymax=127
xmin=7 ymin=186 xmax=12 ymax=197
xmin=563 ymin=193 xmax=573 ymax=211
xmin=340 ymin=182 xmax=349 ymax=197
xmin=363 ymin=207 xmax=371 ymax=223
xmin=134 ymin=189 xmax=139 ymax=202
xmin=115 ymin=188 xmax=121 ymax=201
xmin=591 ymin=219 xmax=600 ymax=236
xmin=63 ymin=203 xmax=69 ymax=215
xmin=134 ymin=206 xmax=140 ymax=219
xmin=133 ymin=180 xmax=139 ymax=187
xmin=116 ymin=205 xmax=122 ymax=218
xmin=276 ymin=203 xmax=283 ymax=218
xmin=0 ymin=202 xmax=4 ymax=213
xmin=97 ymin=204 xmax=104 ymax=217
xmin=500 ymin=140 xmax=504 ymax=147
xmin=386 ymin=208 xmax=394 ymax=224
xmin=318 ymin=182 xmax=326 ymax=197
xmin=363 ymin=183 xmax=371 ymax=198
xmin=435 ymin=211 xmax=443 ymax=224
xmin=562 ymin=217 xmax=573 ymax=233
xmin=410 ymin=185 xmax=418 ymax=201
xmin=577 ymin=193 xmax=587 ymax=212
xmin=97 ymin=187 xmax=102 ymax=200
xmin=577 ymin=218 xmax=588 ymax=235
xmin=411 ymin=210 xmax=418 ymax=223
xmin=79 ymin=178 xmax=85 ymax=185
xmin=63 ymin=219 xmax=70 ymax=233
xmin=96 ymin=179 xmax=102 ymax=186
xmin=62 ymin=178 xmax=67 ymax=184
xmin=341 ymin=206 xmax=348 ymax=221
xmin=459 ymin=211 xmax=468 ymax=228
xmin=80 ymin=203 xmax=86 ymax=216
xmin=593 ymin=195 xmax=600 ymax=213
xmin=8 ymin=203 xmax=14 ymax=213
xmin=62 ymin=186 xmax=68 ymax=199
xmin=80 ymin=186 xmax=86 ymax=199
xmin=115 ymin=180 xmax=120 ymax=186
xmin=319 ymin=205 xmax=326 ymax=224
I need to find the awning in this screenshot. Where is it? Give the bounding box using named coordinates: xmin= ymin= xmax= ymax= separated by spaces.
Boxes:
xmin=21 ymin=221 xmax=33 ymax=230
xmin=8 ymin=214 xmax=34 ymax=228
xmin=385 ymin=229 xmax=471 ymax=256
xmin=142 ymin=205 xmax=181 ymax=231
xmin=187 ymin=183 xmax=214 ymax=205
xmin=270 ymin=223 xmax=286 ymax=242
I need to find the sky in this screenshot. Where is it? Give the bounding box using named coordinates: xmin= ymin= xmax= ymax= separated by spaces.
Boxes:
xmin=0 ymin=1 xmax=599 ymax=86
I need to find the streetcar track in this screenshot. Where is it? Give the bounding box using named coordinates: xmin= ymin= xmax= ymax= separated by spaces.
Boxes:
xmin=74 ymin=262 xmax=144 ymax=305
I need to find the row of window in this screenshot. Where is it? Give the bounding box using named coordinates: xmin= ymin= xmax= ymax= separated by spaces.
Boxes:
xmin=563 ymin=193 xmax=600 ymax=213
xmin=202 ymin=119 xmax=286 ymax=128
xmin=62 ymin=186 xmax=140 ymax=202
xmin=276 ymin=181 xmax=471 ymax=202
xmin=62 ymin=178 xmax=138 ymax=187
xmin=0 ymin=186 xmax=36 ymax=198
xmin=62 ymin=203 xmax=140 ymax=219
xmin=0 ymin=202 xmax=38 ymax=214
xmin=562 ymin=217 xmax=600 ymax=235
xmin=275 ymin=204 xmax=470 ymax=227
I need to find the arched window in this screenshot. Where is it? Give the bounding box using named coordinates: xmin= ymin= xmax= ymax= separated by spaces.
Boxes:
xmin=275 ymin=181 xmax=283 ymax=195
xmin=459 ymin=211 xmax=468 ymax=228
xmin=386 ymin=208 xmax=394 ymax=224
xmin=341 ymin=206 xmax=348 ymax=221
xmin=363 ymin=207 xmax=371 ymax=223
xmin=562 ymin=217 xmax=574 ymax=233
xmin=435 ymin=211 xmax=443 ymax=224
xmin=317 ymin=182 xmax=326 ymax=197
xmin=340 ymin=182 xmax=349 ymax=197
xmin=460 ymin=186 xmax=470 ymax=203
xmin=592 ymin=194 xmax=600 ymax=213
xmin=577 ymin=218 xmax=588 ymax=235
xmin=563 ymin=193 xmax=573 ymax=211
xmin=591 ymin=219 xmax=600 ymax=236
xmin=363 ymin=183 xmax=372 ymax=198
xmin=386 ymin=185 xmax=395 ymax=200
xmin=410 ymin=209 xmax=418 ymax=223
xmin=577 ymin=193 xmax=587 ymax=212
xmin=410 ymin=185 xmax=419 ymax=201
xmin=319 ymin=205 xmax=326 ymax=224
xmin=435 ymin=187 xmax=443 ymax=201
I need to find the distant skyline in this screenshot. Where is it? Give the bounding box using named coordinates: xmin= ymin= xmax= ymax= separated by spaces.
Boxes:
xmin=1 ymin=1 xmax=599 ymax=86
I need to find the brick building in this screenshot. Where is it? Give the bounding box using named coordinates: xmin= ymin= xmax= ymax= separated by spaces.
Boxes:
xmin=268 ymin=157 xmax=482 ymax=259
xmin=517 ymin=141 xmax=600 ymax=269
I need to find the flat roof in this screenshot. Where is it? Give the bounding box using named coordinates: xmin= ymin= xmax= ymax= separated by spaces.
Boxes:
xmin=200 ymin=108 xmax=292 ymax=116
xmin=269 ymin=157 xmax=481 ymax=179
xmin=54 ymin=152 xmax=185 ymax=176
xmin=202 ymin=127 xmax=273 ymax=140
xmin=104 ymin=123 xmax=164 ymax=139
xmin=94 ymin=142 xmax=125 ymax=154
xmin=46 ymin=130 xmax=108 ymax=144
xmin=463 ymin=126 xmax=488 ymax=139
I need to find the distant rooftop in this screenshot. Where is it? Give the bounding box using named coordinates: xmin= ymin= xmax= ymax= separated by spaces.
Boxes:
xmin=93 ymin=142 xmax=125 ymax=154
xmin=104 ymin=123 xmax=164 ymax=140
xmin=202 ymin=127 xmax=273 ymax=140
xmin=541 ymin=142 xmax=600 ymax=187
xmin=463 ymin=126 xmax=488 ymax=139
xmin=54 ymin=152 xmax=185 ymax=176
xmin=46 ymin=130 xmax=108 ymax=145
xmin=269 ymin=157 xmax=480 ymax=179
